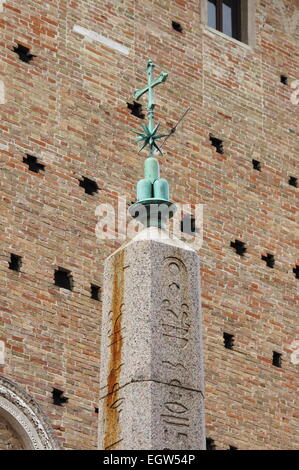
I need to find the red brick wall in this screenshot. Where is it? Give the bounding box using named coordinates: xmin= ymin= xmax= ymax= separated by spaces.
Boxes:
xmin=0 ymin=416 xmax=24 ymax=449
xmin=0 ymin=0 xmax=298 ymax=449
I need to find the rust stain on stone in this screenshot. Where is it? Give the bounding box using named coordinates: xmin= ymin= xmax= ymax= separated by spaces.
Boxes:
xmin=104 ymin=249 xmax=125 ymax=450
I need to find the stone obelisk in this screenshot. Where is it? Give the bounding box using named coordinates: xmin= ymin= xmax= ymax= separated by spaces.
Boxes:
xmin=98 ymin=61 xmax=205 ymax=450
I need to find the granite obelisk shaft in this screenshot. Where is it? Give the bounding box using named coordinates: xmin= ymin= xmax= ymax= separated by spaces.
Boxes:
xmin=98 ymin=228 xmax=205 ymax=450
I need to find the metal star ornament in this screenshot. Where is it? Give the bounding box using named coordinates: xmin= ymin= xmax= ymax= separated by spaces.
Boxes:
xmin=133 ymin=122 xmax=169 ymax=155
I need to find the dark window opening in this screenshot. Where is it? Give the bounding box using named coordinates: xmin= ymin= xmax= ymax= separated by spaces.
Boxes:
xmin=13 ymin=44 xmax=36 ymax=63
xmin=231 ymin=240 xmax=246 ymax=257
xmin=23 ymin=154 xmax=45 ymax=173
xmin=79 ymin=177 xmax=99 ymax=195
xmin=289 ymin=176 xmax=297 ymax=188
xmin=208 ymin=0 xmax=241 ymax=41
xmin=181 ymin=215 xmax=196 ymax=235
xmin=9 ymin=254 xmax=22 ymax=272
xmin=280 ymin=75 xmax=288 ymax=85
xmin=94 ymin=407 xmax=99 ymax=414
xmin=261 ymin=253 xmax=275 ymax=269
xmin=252 ymin=159 xmax=261 ymax=171
xmin=127 ymin=101 xmax=145 ymax=119
xmin=229 ymin=445 xmax=238 ymax=450
xmin=209 ymin=135 xmax=224 ymax=154
xmin=52 ymin=388 xmax=68 ymax=406
xmin=293 ymin=266 xmax=299 ymax=279
xmin=223 ymin=332 xmax=234 ymax=349
xmin=91 ymin=284 xmax=101 ymax=301
xmin=272 ymin=351 xmax=282 ymax=368
xmin=206 ymin=437 xmax=216 ymax=450
xmin=54 ymin=268 xmax=73 ymax=291
xmin=172 ymin=21 xmax=183 ymax=32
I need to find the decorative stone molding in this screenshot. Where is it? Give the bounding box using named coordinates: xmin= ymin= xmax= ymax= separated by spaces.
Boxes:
xmin=0 ymin=376 xmax=60 ymax=450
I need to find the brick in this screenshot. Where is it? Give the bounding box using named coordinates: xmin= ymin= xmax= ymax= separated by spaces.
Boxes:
xmin=0 ymin=0 xmax=298 ymax=451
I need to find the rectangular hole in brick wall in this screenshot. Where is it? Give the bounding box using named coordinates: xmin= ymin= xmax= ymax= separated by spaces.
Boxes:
xmin=289 ymin=176 xmax=297 ymax=187
xmin=91 ymin=284 xmax=101 ymax=301
xmin=261 ymin=253 xmax=275 ymax=268
xmin=127 ymin=101 xmax=145 ymax=119
xmin=206 ymin=438 xmax=216 ymax=450
xmin=52 ymin=388 xmax=68 ymax=406
xmin=272 ymin=351 xmax=282 ymax=368
xmin=209 ymin=135 xmax=224 ymax=154
xmin=230 ymin=240 xmax=246 ymax=256
xmin=229 ymin=446 xmax=238 ymax=450
xmin=172 ymin=21 xmax=183 ymax=32
xmin=23 ymin=155 xmax=45 ymax=173
xmin=54 ymin=268 xmax=73 ymax=290
xmin=13 ymin=44 xmax=36 ymax=63
xmin=280 ymin=75 xmax=288 ymax=85
xmin=223 ymin=332 xmax=234 ymax=350
xmin=293 ymin=266 xmax=299 ymax=279
xmin=8 ymin=254 xmax=22 ymax=272
xmin=252 ymin=159 xmax=261 ymax=171
xmin=79 ymin=176 xmax=99 ymax=195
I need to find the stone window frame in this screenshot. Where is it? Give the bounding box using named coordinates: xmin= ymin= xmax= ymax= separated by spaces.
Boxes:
xmin=201 ymin=0 xmax=257 ymax=49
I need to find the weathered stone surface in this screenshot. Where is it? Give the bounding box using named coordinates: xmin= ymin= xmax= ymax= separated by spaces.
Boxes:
xmin=99 ymin=380 xmax=205 ymax=450
xmin=98 ymin=227 xmax=205 ymax=450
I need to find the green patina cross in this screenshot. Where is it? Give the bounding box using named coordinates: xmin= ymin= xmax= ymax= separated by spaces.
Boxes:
xmin=129 ymin=60 xmax=176 ymax=228
xmin=133 ymin=60 xmax=169 ymax=156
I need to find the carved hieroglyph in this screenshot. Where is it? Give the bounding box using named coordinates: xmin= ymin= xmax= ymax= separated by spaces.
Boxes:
xmin=98 ymin=227 xmax=205 ymax=450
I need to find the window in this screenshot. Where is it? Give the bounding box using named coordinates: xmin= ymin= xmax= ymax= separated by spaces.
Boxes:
xmin=204 ymin=0 xmax=255 ymax=46
xmin=208 ymin=0 xmax=241 ymax=40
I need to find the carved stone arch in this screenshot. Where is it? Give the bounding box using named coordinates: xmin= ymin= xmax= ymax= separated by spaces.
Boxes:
xmin=0 ymin=376 xmax=60 ymax=449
